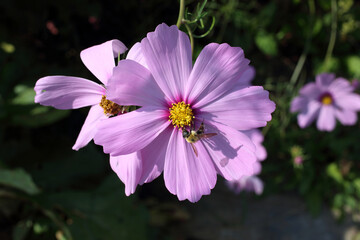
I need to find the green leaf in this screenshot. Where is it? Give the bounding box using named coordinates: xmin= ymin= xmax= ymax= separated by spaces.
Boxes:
xmin=0 ymin=168 xmax=40 ymax=195
xmin=326 ymin=163 xmax=343 ymax=184
xmin=12 ymin=220 xmax=32 ymax=240
xmin=255 ymin=31 xmax=278 ymax=56
xmin=12 ymin=85 xmax=36 ymax=105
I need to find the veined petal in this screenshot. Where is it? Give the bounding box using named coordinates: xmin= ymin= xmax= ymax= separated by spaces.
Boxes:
xmin=80 ymin=39 xmax=127 ymax=85
xmin=139 ymin=127 xmax=172 ymax=184
xmin=233 ymin=66 xmax=255 ymax=90
xmin=329 ymin=78 xmax=354 ymax=96
xmin=316 ymin=105 xmax=336 ymax=131
xmin=72 ymin=104 xmax=107 ymax=150
xmin=186 ymin=43 xmax=250 ymax=108
xmin=164 ymin=128 xmax=217 ymax=202
xmin=335 ymin=109 xmax=357 ymax=126
xmin=107 ymin=60 xmax=166 ymax=107
xmin=126 ymin=42 xmax=148 ymax=68
xmin=34 ymin=76 xmax=105 ymax=109
xmin=141 ymin=23 xmax=192 ymax=102
xmin=94 ymin=107 xmax=170 ymax=156
xmin=110 ymin=152 xmax=142 ymax=196
xmin=198 ymin=86 xmax=275 ymax=130
xmin=202 ymin=122 xmax=257 ymax=181
xmin=297 ymin=100 xmax=321 ymax=128
xmin=242 ymin=129 xmax=267 ymax=161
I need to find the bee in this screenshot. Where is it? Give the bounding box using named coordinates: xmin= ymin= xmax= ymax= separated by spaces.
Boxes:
xmin=182 ymin=121 xmax=217 ymax=157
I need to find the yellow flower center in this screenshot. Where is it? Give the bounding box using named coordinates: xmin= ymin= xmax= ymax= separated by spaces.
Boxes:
xmin=99 ymin=95 xmax=121 ymax=116
xmin=169 ymin=101 xmax=194 ymax=128
xmin=321 ymin=95 xmax=333 ymax=105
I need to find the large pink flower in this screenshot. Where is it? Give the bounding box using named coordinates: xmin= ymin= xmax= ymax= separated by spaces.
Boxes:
xmin=291 ymin=73 xmax=360 ymax=131
xmin=34 ymin=40 xmax=145 ymax=150
xmin=94 ymin=24 xmax=275 ymax=202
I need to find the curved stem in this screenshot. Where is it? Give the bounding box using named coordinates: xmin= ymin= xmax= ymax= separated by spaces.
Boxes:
xmin=176 ymin=0 xmax=185 ymax=28
xmin=184 ymin=23 xmax=194 ymax=54
xmin=324 ymin=0 xmax=338 ymax=67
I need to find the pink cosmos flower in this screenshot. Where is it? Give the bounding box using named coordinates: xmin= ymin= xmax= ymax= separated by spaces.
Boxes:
xmin=291 ymin=73 xmax=360 ymax=131
xmin=34 ymin=40 xmax=146 ymax=150
xmin=226 ymin=129 xmax=266 ymax=195
xmin=94 ymin=24 xmax=275 ymax=202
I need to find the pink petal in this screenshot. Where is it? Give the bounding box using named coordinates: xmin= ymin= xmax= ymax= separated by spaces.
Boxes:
xmin=94 ymin=107 xmax=170 ymax=156
xmin=335 ymin=94 xmax=360 ymax=111
xmin=202 ymin=122 xmax=257 ymax=181
xmin=253 ymin=161 xmax=262 ymax=175
xmin=141 ymin=24 xmax=192 ymax=102
xmin=316 ymin=73 xmax=335 ymax=89
xmin=242 ymin=129 xmax=267 ymax=161
xmin=80 ymin=40 xmax=127 ymax=85
xmin=233 ymin=66 xmax=255 ymax=89
xmin=185 ymin=43 xmax=250 ymax=108
xmin=335 ymin=109 xmax=357 ymax=126
xmin=126 ymin=42 xmax=148 ymax=68
xmin=199 ymin=86 xmax=275 ymax=130
xmin=246 ymin=176 xmax=264 ymax=195
xmin=297 ymin=100 xmax=321 ymax=128
xmin=110 ymin=152 xmax=142 ymax=196
xmin=72 ymin=104 xmax=107 ymax=150
xmin=329 ymin=78 xmax=354 ymax=96
xmin=138 ymin=127 xmax=172 ymax=184
xmin=316 ymin=105 xmax=336 ymax=131
xmin=34 ymin=76 xmax=105 ymax=109
xmin=164 ymin=128 xmax=217 ymax=202
xmin=106 ymin=60 xmax=166 ymax=107
xmin=299 ymin=82 xmax=321 ymax=99
xmin=290 ymin=96 xmax=308 ymax=113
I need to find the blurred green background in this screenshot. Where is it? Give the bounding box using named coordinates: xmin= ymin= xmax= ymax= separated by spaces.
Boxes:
xmin=1 ymin=0 xmax=360 ymax=239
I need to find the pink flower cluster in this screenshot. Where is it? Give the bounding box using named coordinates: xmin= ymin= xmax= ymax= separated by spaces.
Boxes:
xmin=34 ymin=23 xmax=276 ymax=202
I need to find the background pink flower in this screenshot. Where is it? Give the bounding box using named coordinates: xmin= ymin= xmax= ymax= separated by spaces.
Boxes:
xmin=290 ymin=73 xmax=360 ymax=131
xmin=94 ymin=24 xmax=275 ymax=202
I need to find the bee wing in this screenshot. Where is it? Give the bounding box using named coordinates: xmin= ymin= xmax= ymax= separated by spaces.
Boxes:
xmin=190 ymin=143 xmax=198 ymax=157
xmin=200 ymin=133 xmax=217 ymax=139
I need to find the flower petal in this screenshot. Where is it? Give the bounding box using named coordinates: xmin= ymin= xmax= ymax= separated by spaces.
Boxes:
xmin=94 ymin=107 xmax=170 ymax=156
xmin=139 ymin=127 xmax=172 ymax=184
xmin=335 ymin=94 xmax=360 ymax=111
xmin=299 ymin=82 xmax=321 ymax=99
xmin=242 ymin=129 xmax=267 ymax=161
xmin=185 ymin=43 xmax=250 ymax=108
xmin=141 ymin=24 xmax=192 ymax=102
xmin=106 ymin=60 xmax=166 ymax=107
xmin=72 ymin=104 xmax=107 ymax=150
xmin=126 ymin=42 xmax=148 ymax=68
xmin=316 ymin=105 xmax=336 ymax=131
xmin=198 ymin=86 xmax=275 ymax=130
xmin=335 ymin=109 xmax=357 ymax=126
xmin=80 ymin=40 xmax=127 ymax=85
xmin=316 ymin=73 xmax=335 ymax=89
xmin=290 ymin=96 xmax=308 ymax=113
xmin=164 ymin=128 xmax=217 ymax=202
xmin=297 ymin=100 xmax=321 ymax=128
xmin=329 ymin=78 xmax=354 ymax=96
xmin=34 ymin=76 xmax=105 ymax=109
xmin=201 ymin=121 xmax=257 ymax=181
xmin=110 ymin=152 xmax=142 ymax=196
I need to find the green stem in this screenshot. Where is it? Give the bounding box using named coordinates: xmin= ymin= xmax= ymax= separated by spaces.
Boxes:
xmin=176 ymin=0 xmax=185 ymax=28
xmin=184 ymin=23 xmax=194 ymax=54
xmin=287 ymin=0 xmax=315 ymax=93
xmin=324 ymin=0 xmax=338 ymax=68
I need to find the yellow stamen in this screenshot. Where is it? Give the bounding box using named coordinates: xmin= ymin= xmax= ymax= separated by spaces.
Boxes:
xmin=169 ymin=101 xmax=194 ymax=128
xmin=99 ymin=95 xmax=121 ymax=116
xmin=321 ymin=95 xmax=332 ymax=105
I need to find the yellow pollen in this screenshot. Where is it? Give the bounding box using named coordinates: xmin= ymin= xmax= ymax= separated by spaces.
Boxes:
xmin=321 ymin=95 xmax=332 ymax=105
xmin=169 ymin=101 xmax=194 ymax=128
xmin=99 ymin=95 xmax=121 ymax=116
